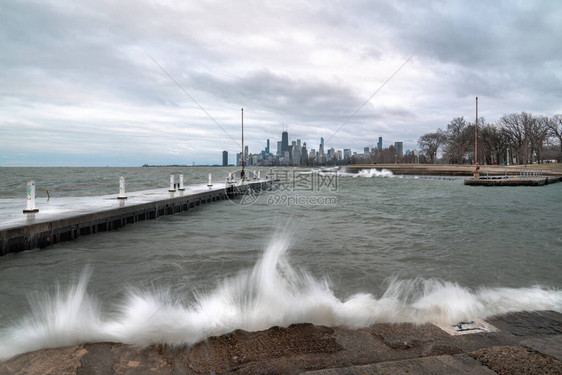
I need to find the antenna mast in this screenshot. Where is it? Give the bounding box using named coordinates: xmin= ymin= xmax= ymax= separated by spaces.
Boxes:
xmin=474 ymin=97 xmax=479 ymax=180
xmin=241 ymin=108 xmax=245 ymax=178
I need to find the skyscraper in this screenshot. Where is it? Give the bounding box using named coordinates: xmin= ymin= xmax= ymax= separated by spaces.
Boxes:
xmin=266 ymin=139 xmax=270 ymax=154
xmin=377 ymin=137 xmax=383 ymax=151
xmin=222 ymin=151 xmax=228 ymax=166
xmin=395 ymin=142 xmax=404 ymax=160
xmin=281 ymin=130 xmax=289 ymax=154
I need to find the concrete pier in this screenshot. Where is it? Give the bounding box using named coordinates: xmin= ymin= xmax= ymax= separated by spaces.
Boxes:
xmin=345 ymin=164 xmax=562 ymax=179
xmin=464 ymin=176 xmax=562 ymax=186
xmin=0 ymin=180 xmax=269 ymax=256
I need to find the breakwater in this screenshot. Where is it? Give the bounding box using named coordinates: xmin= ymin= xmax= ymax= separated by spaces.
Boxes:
xmin=345 ymin=163 xmax=562 ymax=177
xmin=0 ymin=179 xmax=270 ymax=256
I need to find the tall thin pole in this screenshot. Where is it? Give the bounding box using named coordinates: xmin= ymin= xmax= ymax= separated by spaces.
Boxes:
xmin=241 ymin=108 xmax=245 ymax=177
xmin=474 ymin=97 xmax=479 ymax=180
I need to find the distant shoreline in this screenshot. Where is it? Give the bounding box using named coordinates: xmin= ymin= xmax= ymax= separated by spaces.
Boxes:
xmin=345 ymin=163 xmax=562 ymax=176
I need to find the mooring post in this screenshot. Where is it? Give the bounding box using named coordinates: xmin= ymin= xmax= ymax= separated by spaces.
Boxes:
xmin=207 ymin=173 xmax=213 ymax=188
xmin=118 ymin=176 xmax=127 ymax=199
xmin=23 ymin=180 xmax=39 ymax=213
xmin=258 ymin=170 xmax=261 ymax=179
xmin=169 ymin=175 xmax=176 ymax=192
xmin=178 ymin=174 xmax=185 ymax=191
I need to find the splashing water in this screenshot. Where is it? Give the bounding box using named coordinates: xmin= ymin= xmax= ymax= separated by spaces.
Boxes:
xmin=355 ymin=168 xmax=394 ymax=178
xmin=316 ymin=167 xmax=394 ymax=178
xmin=0 ymin=228 xmax=560 ymax=361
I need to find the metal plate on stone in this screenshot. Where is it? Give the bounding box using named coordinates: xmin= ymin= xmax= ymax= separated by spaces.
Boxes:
xmin=435 ymin=319 xmax=498 ymax=336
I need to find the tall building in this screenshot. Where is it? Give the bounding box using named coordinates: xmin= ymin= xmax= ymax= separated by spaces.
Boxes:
xmin=394 ymin=142 xmax=404 ymax=160
xmin=277 ymin=141 xmax=282 ymax=156
xmin=377 ymin=137 xmax=383 ymax=151
xmin=266 ymin=139 xmax=270 ymax=154
xmin=222 ymin=151 xmax=228 ymax=166
xmin=343 ymin=149 xmax=351 ymax=159
xmin=281 ymin=130 xmax=289 ymax=154
xmin=364 ymin=147 xmax=370 ymax=156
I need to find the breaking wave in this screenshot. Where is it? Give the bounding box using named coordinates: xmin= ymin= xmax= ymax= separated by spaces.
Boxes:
xmin=315 ymin=167 xmax=394 ymax=178
xmin=1 ymin=228 xmax=560 ymax=361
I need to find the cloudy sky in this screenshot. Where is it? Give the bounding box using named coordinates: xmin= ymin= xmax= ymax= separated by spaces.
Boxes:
xmin=1 ymin=0 xmax=561 ymax=166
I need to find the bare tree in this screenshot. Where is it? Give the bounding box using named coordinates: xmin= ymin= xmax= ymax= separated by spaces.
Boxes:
xmin=444 ymin=117 xmax=471 ymax=164
xmin=546 ymin=115 xmax=562 ymax=161
xmin=499 ymin=112 xmax=532 ymax=164
xmin=528 ymin=116 xmax=550 ymax=163
xmin=418 ymin=130 xmax=445 ymax=163
xmin=474 ymin=120 xmax=511 ymax=165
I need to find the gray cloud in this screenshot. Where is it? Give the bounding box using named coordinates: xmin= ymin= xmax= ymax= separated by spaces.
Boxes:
xmin=1 ymin=0 xmax=561 ymax=166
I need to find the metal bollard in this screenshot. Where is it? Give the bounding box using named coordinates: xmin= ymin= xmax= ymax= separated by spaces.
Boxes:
xmin=207 ymin=173 xmax=213 ymax=187
xmin=23 ymin=180 xmax=39 ymax=213
xmin=169 ymin=175 xmax=176 ymax=192
xmin=178 ymin=174 xmax=185 ymax=191
xmin=118 ymin=176 xmax=127 ymax=199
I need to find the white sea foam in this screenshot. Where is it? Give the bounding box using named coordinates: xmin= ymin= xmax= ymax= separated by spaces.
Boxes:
xmin=314 ymin=167 xmax=394 ymax=178
xmin=355 ymin=168 xmax=394 ymax=178
xmin=1 ymin=229 xmax=560 ymax=361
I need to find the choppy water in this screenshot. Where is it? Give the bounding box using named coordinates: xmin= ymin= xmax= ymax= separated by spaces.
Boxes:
xmin=0 ymin=166 xmax=560 ymax=360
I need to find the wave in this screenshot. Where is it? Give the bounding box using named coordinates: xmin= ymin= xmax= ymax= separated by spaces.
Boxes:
xmin=1 ymin=228 xmax=560 ymax=361
xmin=310 ymin=167 xmax=394 ymax=178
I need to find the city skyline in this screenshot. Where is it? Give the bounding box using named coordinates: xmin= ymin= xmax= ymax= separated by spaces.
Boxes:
xmin=1 ymin=1 xmax=560 ymax=166
xmin=232 ymin=127 xmax=413 ymax=167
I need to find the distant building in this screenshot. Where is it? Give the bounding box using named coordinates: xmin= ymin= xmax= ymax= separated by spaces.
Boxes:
xmin=222 ymin=151 xmax=228 ymax=166
xmin=395 ymin=142 xmax=404 ymax=160
xmin=364 ymin=147 xmax=370 ymax=156
xmin=266 ymin=139 xmax=270 ymax=154
xmin=377 ymin=137 xmax=383 ymax=151
xmin=277 ymin=141 xmax=282 ymax=156
xmin=343 ymin=149 xmax=351 ymax=159
xmin=281 ymin=131 xmax=289 ymax=154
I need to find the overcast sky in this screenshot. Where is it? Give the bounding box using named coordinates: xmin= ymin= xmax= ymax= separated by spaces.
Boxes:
xmin=1 ymin=0 xmax=561 ymax=166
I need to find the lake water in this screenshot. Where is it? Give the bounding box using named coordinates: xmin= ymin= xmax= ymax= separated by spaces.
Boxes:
xmin=0 ymin=166 xmax=560 ymax=360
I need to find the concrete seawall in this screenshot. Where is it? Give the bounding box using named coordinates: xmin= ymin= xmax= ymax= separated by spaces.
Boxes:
xmin=345 ymin=163 xmax=562 ymax=177
xmin=0 ymin=180 xmax=269 ymax=256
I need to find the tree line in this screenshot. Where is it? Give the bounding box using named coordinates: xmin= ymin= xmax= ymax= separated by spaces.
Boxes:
xmin=418 ymin=113 xmax=562 ymax=165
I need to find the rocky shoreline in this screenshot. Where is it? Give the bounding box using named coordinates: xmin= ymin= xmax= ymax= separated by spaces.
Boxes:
xmin=1 ymin=310 xmax=560 ymax=374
